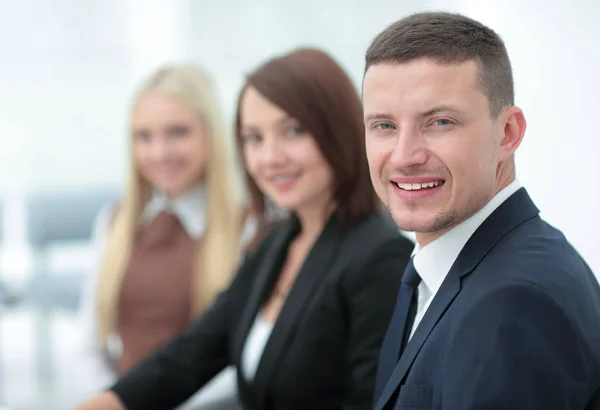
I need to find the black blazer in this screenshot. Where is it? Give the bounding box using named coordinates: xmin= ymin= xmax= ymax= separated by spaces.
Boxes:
xmin=111 ymin=211 xmax=414 ymax=410
xmin=374 ymin=189 xmax=600 ymax=410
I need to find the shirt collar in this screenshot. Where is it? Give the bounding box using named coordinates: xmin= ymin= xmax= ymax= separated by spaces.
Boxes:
xmin=413 ymin=179 xmax=522 ymax=297
xmin=140 ymin=184 xmax=207 ymax=239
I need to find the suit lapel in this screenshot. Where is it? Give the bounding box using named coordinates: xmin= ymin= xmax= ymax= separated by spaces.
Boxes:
xmin=251 ymin=214 xmax=342 ymax=406
xmin=233 ymin=219 xmax=298 ymax=365
xmin=375 ymin=274 xmax=460 ymax=410
xmin=375 ymin=188 xmax=540 ymax=410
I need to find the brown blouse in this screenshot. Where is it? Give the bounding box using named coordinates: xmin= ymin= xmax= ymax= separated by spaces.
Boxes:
xmin=115 ymin=211 xmax=199 ymax=374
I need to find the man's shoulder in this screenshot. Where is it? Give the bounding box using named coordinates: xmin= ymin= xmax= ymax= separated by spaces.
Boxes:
xmin=472 ymin=216 xmax=600 ymax=315
xmin=480 ymin=213 xmax=582 ymax=269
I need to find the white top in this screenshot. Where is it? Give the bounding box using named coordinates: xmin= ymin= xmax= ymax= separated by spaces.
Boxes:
xmin=241 ymin=313 xmax=275 ymax=381
xmin=140 ymin=185 xmax=207 ymax=239
xmin=408 ymin=180 xmax=522 ymax=340
xmin=76 ymin=185 xmax=256 ymax=408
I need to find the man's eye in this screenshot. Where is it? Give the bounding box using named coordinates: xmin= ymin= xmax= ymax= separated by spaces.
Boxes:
xmin=376 ymin=123 xmax=394 ymax=130
xmin=433 ymin=119 xmax=452 ymax=126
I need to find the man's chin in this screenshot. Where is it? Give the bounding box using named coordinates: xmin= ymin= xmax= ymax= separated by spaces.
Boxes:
xmin=390 ymin=212 xmax=454 ymax=234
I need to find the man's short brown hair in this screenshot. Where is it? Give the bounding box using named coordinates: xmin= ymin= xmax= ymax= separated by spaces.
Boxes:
xmin=365 ymin=12 xmax=514 ymax=117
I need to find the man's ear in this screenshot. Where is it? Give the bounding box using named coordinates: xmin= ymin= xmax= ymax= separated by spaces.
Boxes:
xmin=499 ymin=106 xmax=526 ymax=161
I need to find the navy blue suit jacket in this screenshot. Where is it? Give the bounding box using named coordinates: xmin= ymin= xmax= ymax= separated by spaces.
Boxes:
xmin=374 ymin=188 xmax=600 ymax=410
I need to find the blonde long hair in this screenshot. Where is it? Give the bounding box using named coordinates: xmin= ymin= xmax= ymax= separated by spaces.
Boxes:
xmin=96 ymin=65 xmax=244 ymax=344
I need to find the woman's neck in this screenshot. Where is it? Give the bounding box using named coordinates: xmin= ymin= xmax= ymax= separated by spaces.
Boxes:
xmin=295 ymin=202 xmax=335 ymax=246
xmin=155 ymin=182 xmax=205 ymax=202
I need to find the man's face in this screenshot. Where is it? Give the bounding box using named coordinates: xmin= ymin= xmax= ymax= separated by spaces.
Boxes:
xmin=364 ymin=58 xmax=519 ymax=245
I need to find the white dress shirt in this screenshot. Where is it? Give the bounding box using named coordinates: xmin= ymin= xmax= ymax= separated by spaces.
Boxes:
xmin=408 ymin=180 xmax=522 ymax=340
xmin=140 ymin=185 xmax=208 ymax=239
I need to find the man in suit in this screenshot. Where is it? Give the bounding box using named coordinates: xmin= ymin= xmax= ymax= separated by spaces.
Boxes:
xmin=363 ymin=11 xmax=600 ymax=410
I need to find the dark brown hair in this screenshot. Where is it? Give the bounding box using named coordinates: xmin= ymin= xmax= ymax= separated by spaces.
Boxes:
xmin=235 ymin=48 xmax=380 ymax=244
xmin=365 ymin=12 xmax=514 ymax=117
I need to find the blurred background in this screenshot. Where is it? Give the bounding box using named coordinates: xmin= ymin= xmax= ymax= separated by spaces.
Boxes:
xmin=0 ymin=0 xmax=598 ymax=408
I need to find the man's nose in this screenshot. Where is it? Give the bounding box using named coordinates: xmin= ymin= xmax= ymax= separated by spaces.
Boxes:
xmin=389 ymin=129 xmax=428 ymax=169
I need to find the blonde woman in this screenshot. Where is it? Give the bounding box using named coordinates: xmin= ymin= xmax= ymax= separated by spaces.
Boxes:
xmin=77 ymin=65 xmax=251 ymax=408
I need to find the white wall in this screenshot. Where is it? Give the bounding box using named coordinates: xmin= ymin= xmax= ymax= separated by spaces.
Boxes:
xmin=0 ymin=1 xmax=130 ymax=192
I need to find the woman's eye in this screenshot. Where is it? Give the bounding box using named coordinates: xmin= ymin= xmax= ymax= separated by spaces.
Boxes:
xmin=169 ymin=126 xmax=190 ymax=137
xmin=134 ymin=130 xmax=151 ymax=141
xmin=243 ymin=134 xmax=260 ymax=144
xmin=287 ymin=125 xmax=306 ymax=136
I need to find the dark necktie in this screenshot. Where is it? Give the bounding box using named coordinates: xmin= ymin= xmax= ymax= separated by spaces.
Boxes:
xmin=374 ymin=258 xmax=421 ymax=402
